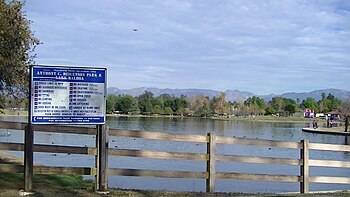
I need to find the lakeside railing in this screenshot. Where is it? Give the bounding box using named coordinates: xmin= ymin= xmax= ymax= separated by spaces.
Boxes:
xmin=0 ymin=121 xmax=349 ymax=193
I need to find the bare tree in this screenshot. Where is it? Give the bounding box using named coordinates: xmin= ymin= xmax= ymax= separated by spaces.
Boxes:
xmin=339 ymin=98 xmax=350 ymax=132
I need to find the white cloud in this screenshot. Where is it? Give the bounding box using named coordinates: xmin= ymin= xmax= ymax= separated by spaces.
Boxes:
xmin=24 ymin=0 xmax=350 ymax=94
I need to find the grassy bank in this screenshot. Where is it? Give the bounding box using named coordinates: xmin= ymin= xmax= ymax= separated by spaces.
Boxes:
xmin=213 ymin=115 xmax=322 ymax=123
xmin=0 ymin=173 xmax=96 ymax=197
xmin=0 ymin=110 xmax=342 ymax=124
xmin=108 ymin=113 xmax=328 ymax=123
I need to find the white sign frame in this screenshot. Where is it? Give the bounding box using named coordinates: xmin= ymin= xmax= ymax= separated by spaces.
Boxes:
xmin=30 ymin=65 xmax=107 ymax=124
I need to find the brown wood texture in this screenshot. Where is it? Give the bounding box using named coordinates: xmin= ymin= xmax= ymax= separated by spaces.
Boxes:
xmin=0 ymin=142 xmax=24 ymax=151
xmin=0 ymin=164 xmax=95 ymax=175
xmin=206 ymin=132 xmax=216 ymax=193
xmin=217 ymin=155 xmax=300 ymax=166
xmin=108 ymin=149 xmax=207 ymax=161
xmin=0 ymin=142 xmax=96 ymax=155
xmin=34 ymin=166 xmax=96 ymax=175
xmin=96 ymin=125 xmax=108 ymax=192
xmin=0 ymin=121 xmax=25 ymax=130
xmin=309 ymin=159 xmax=350 ymax=168
xmin=1 ymin=120 xmax=350 ymax=194
xmin=216 ymin=172 xmax=300 ymax=182
xmin=24 ymin=124 xmax=34 ymax=192
xmin=108 ymin=168 xmax=207 ymax=179
xmin=108 ymin=128 xmax=208 ymax=143
xmin=0 ymin=121 xmax=96 ymax=135
xmin=309 ymin=176 xmax=350 ymax=184
xmin=33 ymin=124 xmax=96 ymax=135
xmin=216 ymin=136 xmax=301 ymax=149
xmin=309 ymin=143 xmax=350 ymax=152
xmin=300 ymin=139 xmax=309 ymax=194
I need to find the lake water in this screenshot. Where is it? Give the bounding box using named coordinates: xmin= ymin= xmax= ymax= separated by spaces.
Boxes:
xmin=0 ymin=116 xmax=349 ymax=193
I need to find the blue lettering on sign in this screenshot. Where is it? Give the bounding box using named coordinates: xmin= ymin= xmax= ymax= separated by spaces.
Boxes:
xmin=31 ymin=66 xmax=106 ymax=125
xmin=32 ymin=116 xmax=105 ymax=123
xmin=33 ymin=67 xmax=105 ymax=83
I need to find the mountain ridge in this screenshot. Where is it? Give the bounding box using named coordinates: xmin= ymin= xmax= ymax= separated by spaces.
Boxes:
xmin=107 ymin=87 xmax=350 ymax=102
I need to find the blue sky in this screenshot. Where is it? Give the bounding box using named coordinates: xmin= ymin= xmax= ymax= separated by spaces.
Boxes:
xmin=24 ymin=0 xmax=350 ymax=95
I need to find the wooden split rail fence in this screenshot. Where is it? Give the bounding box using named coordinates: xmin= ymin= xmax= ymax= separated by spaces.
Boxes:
xmin=0 ymin=121 xmax=349 ymax=193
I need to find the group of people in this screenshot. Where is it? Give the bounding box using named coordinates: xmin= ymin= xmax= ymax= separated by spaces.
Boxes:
xmin=312 ymin=118 xmax=333 ymax=129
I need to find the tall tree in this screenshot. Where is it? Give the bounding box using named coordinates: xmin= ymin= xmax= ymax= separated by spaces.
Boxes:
xmin=152 ymin=105 xmax=163 ymax=115
xmin=163 ymin=107 xmax=173 ymax=115
xmin=317 ymin=93 xmax=341 ymax=113
xmin=212 ymin=93 xmax=230 ymax=115
xmin=120 ymin=95 xmax=139 ymax=114
xmin=0 ymin=0 xmax=40 ymax=97
xmin=301 ymin=97 xmax=318 ymax=112
xmin=190 ymin=95 xmax=211 ymax=117
xmin=339 ymin=99 xmax=350 ymax=132
xmin=269 ymin=97 xmax=285 ymax=112
xmin=106 ymin=94 xmax=118 ymax=113
xmin=326 ymin=93 xmax=341 ymax=111
xmin=244 ymin=96 xmax=266 ymax=115
xmin=284 ymin=104 xmax=296 ymax=115
xmin=137 ymin=91 xmax=153 ymax=114
xmin=0 ymin=95 xmax=6 ymax=113
xmin=173 ymin=96 xmax=188 ymax=113
xmin=283 ymin=98 xmax=297 ymax=115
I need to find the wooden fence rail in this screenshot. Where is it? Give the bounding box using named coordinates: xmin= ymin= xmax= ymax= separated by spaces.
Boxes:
xmin=108 ymin=149 xmax=208 ymax=161
xmin=0 ymin=142 xmax=96 ymax=155
xmin=0 ymin=164 xmax=96 ymax=175
xmin=0 ymin=121 xmax=349 ymax=194
xmin=108 ymin=128 xmax=208 ymax=143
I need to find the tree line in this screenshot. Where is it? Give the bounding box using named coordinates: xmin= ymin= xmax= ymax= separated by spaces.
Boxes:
xmin=0 ymin=0 xmax=39 ymax=113
xmin=106 ymin=91 xmax=342 ymax=117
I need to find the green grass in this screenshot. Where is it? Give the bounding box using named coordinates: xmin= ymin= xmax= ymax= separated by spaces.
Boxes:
xmin=0 ymin=173 xmax=93 ymax=190
xmin=0 ymin=173 xmax=95 ymax=197
xmin=0 ymin=173 xmax=23 ymax=189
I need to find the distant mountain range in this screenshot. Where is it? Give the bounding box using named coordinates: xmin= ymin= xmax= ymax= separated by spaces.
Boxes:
xmin=107 ymin=87 xmax=350 ymax=102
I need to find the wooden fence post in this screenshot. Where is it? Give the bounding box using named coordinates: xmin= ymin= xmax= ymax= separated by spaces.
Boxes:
xmin=206 ymin=132 xmax=216 ymax=193
xmin=23 ymin=65 xmax=34 ymax=193
xmin=96 ymin=124 xmax=109 ymax=193
xmin=24 ymin=124 xmax=34 ymax=192
xmin=300 ymin=139 xmax=309 ymax=193
xmin=95 ymin=125 xmax=99 ymax=191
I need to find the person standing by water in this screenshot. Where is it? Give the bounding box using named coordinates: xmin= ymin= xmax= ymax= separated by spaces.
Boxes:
xmin=326 ymin=116 xmax=330 ymax=128
xmin=315 ymin=120 xmax=318 ymax=128
xmin=312 ymin=120 xmax=316 ymax=129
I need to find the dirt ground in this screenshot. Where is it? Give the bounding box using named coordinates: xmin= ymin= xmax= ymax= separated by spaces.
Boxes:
xmin=0 ymin=188 xmax=349 ymax=197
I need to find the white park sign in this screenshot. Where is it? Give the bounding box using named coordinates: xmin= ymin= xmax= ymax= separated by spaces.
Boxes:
xmin=30 ymin=66 xmax=106 ymax=124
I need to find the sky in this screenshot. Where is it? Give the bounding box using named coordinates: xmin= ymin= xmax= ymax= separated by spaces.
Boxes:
xmin=23 ymin=0 xmax=350 ymax=95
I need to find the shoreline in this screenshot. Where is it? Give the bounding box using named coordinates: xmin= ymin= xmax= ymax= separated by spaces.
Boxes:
xmin=0 ymin=152 xmax=23 ymax=165
xmin=107 ymin=114 xmax=344 ymax=124
xmin=0 ymin=111 xmax=344 ymax=124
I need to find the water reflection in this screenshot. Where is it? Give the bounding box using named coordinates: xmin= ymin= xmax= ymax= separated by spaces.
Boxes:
xmin=0 ymin=116 xmax=349 ymax=193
